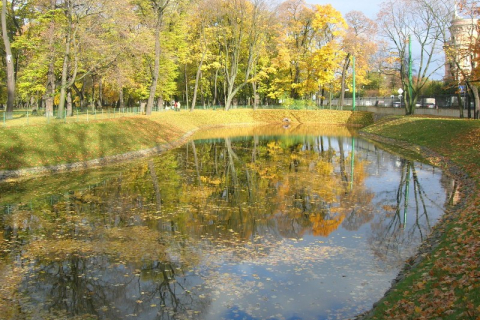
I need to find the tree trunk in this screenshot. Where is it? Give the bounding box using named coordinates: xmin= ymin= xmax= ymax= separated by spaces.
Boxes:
xmin=57 ymin=0 xmax=74 ymax=119
xmin=213 ymin=68 xmax=219 ymax=106
xmin=467 ymin=82 xmax=480 ymax=119
xmin=72 ymin=82 xmax=87 ymax=112
xmin=2 ymin=0 xmax=15 ymax=119
xmin=183 ymin=65 xmax=188 ymax=110
xmin=66 ymin=89 xmax=73 ymax=116
xmin=191 ymin=56 xmax=204 ymax=111
xmin=45 ymin=62 xmax=55 ymax=117
xmin=252 ymin=68 xmax=258 ymax=110
xmin=146 ymin=21 xmax=162 ymax=115
xmin=30 ymin=96 xmax=37 ymax=112
xmin=455 ymin=92 xmax=464 ymax=118
xmin=340 ymin=54 xmax=350 ymax=108
xmin=97 ymin=77 xmax=103 ymax=109
xmin=157 ymin=96 xmax=163 ymax=110
xmin=119 ymin=88 xmax=125 ymax=111
xmin=91 ymin=75 xmax=95 ymax=111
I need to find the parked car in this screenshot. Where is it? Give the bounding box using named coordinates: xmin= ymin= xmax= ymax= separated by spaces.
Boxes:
xmin=424 ymin=102 xmax=436 ymax=109
xmin=393 ymin=101 xmax=401 ymax=108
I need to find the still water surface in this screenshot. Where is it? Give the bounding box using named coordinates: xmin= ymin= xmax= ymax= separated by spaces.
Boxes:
xmin=0 ymin=127 xmax=455 ymax=320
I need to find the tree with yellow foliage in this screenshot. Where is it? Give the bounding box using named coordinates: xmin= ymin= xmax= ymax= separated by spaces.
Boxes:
xmin=339 ymin=11 xmax=378 ymax=107
xmin=272 ymin=0 xmax=347 ymax=102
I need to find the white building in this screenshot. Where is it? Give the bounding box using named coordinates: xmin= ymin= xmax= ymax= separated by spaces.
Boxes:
xmin=445 ymin=10 xmax=479 ymax=81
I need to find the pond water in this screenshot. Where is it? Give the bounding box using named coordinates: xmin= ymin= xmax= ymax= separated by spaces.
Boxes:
xmin=0 ymin=126 xmax=455 ymax=320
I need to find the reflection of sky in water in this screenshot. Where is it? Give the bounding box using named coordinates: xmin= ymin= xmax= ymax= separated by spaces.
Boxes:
xmin=204 ymin=237 xmax=393 ymax=320
xmin=1 ymin=134 xmax=453 ymax=320
xmin=187 ymin=137 xmax=450 ymax=320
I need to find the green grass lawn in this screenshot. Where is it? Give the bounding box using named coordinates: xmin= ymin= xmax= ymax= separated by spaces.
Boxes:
xmin=0 ymin=109 xmax=372 ymax=172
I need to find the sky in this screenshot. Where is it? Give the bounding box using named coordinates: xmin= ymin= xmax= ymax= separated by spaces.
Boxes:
xmin=308 ymin=0 xmax=384 ymax=20
xmin=308 ymin=0 xmax=447 ymax=80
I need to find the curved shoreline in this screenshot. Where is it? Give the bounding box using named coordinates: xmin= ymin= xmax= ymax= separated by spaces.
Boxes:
xmin=0 ymin=130 xmax=197 ymax=182
xmin=1 ymin=112 xmax=474 ymax=319
xmin=354 ymin=131 xmax=476 ymax=319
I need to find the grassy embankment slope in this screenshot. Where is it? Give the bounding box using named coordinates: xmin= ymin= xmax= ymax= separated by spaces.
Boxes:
xmin=0 ymin=109 xmax=371 ymax=174
xmin=361 ymin=116 xmax=480 ymax=320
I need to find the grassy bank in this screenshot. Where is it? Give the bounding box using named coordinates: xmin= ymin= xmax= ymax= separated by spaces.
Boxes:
xmin=0 ymin=109 xmax=372 ymax=173
xmin=360 ymin=116 xmax=480 ymax=319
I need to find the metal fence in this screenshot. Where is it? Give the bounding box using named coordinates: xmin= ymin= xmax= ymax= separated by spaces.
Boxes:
xmin=328 ymin=94 xmax=473 ymax=109
xmin=1 ymin=95 xmax=472 ymax=127
xmin=0 ymin=106 xmax=174 ymax=127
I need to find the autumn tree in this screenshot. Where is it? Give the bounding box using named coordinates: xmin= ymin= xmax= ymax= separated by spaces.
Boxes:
xmin=133 ymin=0 xmax=183 ymax=115
xmin=339 ymin=11 xmax=378 ymax=107
xmin=273 ymin=0 xmax=347 ymax=102
xmin=307 ymin=5 xmax=347 ymax=105
xmin=43 ymin=0 xmax=110 ymax=118
xmin=207 ymin=0 xmax=272 ymax=111
xmin=445 ymin=0 xmax=480 ymax=119
xmin=77 ymin=0 xmax=142 ymax=111
xmin=377 ymin=0 xmax=453 ymax=115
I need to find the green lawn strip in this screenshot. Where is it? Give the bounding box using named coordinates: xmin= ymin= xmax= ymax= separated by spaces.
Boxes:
xmin=0 ymin=110 xmax=372 ymax=172
xmin=0 ymin=117 xmax=184 ymax=171
xmin=362 ymin=116 xmax=480 ymax=319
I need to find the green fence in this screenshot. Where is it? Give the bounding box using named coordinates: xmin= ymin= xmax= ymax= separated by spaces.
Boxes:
xmin=1 ymin=106 xmax=159 ymax=127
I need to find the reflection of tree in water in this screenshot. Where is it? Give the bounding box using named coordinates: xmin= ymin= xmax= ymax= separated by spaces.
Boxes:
xmin=21 ymin=255 xmax=210 ymax=319
xmin=2 ymin=134 xmax=431 ymax=319
xmin=183 ymin=135 xmax=375 ymax=240
xmin=367 ymin=159 xmax=450 ymax=269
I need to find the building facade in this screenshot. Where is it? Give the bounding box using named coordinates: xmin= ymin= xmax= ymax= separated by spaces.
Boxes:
xmin=445 ymin=12 xmax=479 ymax=81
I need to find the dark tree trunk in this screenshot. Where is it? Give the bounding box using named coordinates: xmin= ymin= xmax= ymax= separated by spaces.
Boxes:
xmin=119 ymin=88 xmax=125 ymax=111
xmin=2 ymin=0 xmax=15 ymax=119
xmin=340 ymin=54 xmax=351 ymax=108
xmin=45 ymin=63 xmax=55 ymax=117
xmin=147 ymin=21 xmax=162 ymax=115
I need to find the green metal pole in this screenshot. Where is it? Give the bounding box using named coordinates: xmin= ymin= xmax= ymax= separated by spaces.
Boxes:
xmin=350 ymin=136 xmax=355 ymax=190
xmin=409 ymin=35 xmax=413 ymax=111
xmin=352 ymin=56 xmax=356 ymax=111
xmin=403 ymin=163 xmax=411 ymax=229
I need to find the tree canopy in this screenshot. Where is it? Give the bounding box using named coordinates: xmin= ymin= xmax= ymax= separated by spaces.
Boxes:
xmin=1 ymin=0 xmax=477 ymax=115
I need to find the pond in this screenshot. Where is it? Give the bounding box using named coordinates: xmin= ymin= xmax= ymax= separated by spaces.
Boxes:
xmin=0 ymin=125 xmax=456 ymax=320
